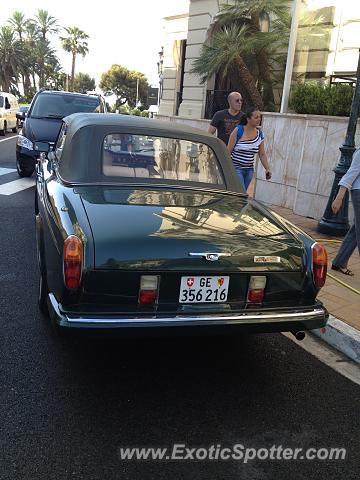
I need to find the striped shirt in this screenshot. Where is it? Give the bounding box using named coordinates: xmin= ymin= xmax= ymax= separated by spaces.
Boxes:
xmin=231 ymin=129 xmax=264 ymax=169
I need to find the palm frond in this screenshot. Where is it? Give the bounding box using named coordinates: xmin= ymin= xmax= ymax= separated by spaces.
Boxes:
xmin=191 ymin=24 xmax=251 ymax=83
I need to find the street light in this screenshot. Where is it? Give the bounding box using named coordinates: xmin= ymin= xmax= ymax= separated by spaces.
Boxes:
xmin=318 ymin=49 xmax=360 ymax=236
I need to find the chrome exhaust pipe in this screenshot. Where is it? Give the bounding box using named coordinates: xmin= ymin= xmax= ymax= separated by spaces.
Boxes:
xmin=291 ymin=330 xmax=305 ymax=341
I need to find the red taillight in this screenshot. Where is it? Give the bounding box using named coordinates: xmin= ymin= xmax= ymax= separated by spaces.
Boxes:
xmin=63 ymin=235 xmax=83 ymax=290
xmin=248 ymin=289 xmax=265 ymax=303
xmin=247 ymin=276 xmax=266 ymax=304
xmin=312 ymin=242 xmax=328 ymax=288
xmin=138 ymin=275 xmax=159 ymax=305
xmin=139 ymin=290 xmax=157 ymax=305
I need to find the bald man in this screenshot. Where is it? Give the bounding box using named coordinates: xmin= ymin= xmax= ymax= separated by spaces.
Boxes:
xmin=208 ymin=92 xmax=244 ymax=145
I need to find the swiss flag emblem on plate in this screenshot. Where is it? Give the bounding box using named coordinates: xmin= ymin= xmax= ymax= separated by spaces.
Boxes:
xmin=187 ymin=277 xmax=194 ymax=287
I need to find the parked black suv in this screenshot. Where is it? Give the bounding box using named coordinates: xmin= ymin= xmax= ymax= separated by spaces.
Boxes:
xmin=16 ymin=89 xmax=106 ymax=177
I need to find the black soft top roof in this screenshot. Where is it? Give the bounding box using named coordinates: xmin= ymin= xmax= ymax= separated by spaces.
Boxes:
xmin=56 ymin=113 xmax=242 ymax=192
xmin=63 ymin=112 xmax=215 ymax=138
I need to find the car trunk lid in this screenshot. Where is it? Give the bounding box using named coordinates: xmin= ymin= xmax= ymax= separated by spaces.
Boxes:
xmin=79 ymin=186 xmax=305 ymax=272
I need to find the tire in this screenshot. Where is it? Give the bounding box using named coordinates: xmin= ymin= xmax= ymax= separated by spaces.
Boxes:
xmin=16 ymin=157 xmax=34 ymax=177
xmin=12 ymin=125 xmax=18 ymax=133
xmin=0 ymin=121 xmax=6 ymax=136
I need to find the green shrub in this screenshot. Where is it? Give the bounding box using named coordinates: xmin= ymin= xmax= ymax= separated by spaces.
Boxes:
xmin=325 ymin=84 xmax=354 ymax=116
xmin=117 ymin=105 xmax=130 ymax=115
xmin=289 ymin=82 xmax=353 ymax=116
xmin=130 ymin=108 xmax=142 ymax=116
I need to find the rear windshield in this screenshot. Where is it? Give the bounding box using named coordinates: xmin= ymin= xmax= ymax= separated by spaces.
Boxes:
xmin=0 ymin=96 xmax=3 ymax=108
xmin=102 ymin=134 xmax=225 ymax=186
xmin=31 ymin=93 xmax=101 ymax=118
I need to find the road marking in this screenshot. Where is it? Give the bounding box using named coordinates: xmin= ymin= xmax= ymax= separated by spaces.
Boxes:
xmin=0 ymin=135 xmax=17 ymax=143
xmin=0 ymin=167 xmax=16 ymax=176
xmin=0 ymin=177 xmax=35 ymax=195
xmin=283 ymin=332 xmax=360 ymax=386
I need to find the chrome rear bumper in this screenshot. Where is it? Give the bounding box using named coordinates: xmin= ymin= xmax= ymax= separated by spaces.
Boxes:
xmin=48 ymin=294 xmax=328 ymax=334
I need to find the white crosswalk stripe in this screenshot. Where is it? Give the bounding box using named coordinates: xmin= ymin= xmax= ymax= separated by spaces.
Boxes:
xmin=0 ymin=167 xmax=16 ymax=175
xmin=0 ymin=177 xmax=35 ymax=195
xmin=0 ymin=168 xmax=35 ymax=195
xmin=0 ymin=136 xmax=17 ymax=143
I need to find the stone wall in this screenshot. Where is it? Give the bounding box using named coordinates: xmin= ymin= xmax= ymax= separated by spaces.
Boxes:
xmin=156 ymin=112 xmax=360 ymax=220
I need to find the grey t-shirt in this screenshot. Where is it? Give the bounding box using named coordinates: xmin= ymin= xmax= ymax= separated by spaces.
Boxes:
xmin=210 ymin=109 xmax=243 ymax=144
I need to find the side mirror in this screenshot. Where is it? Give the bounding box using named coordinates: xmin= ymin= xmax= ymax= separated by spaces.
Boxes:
xmin=33 ymin=141 xmax=51 ymax=153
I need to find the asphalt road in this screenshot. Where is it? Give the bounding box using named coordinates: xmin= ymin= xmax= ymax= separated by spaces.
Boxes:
xmin=0 ymin=136 xmax=359 ymax=480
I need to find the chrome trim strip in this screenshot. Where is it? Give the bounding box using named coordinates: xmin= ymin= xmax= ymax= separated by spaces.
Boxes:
xmin=63 ymin=308 xmax=326 ymax=325
xmin=189 ymin=252 xmax=231 ymax=260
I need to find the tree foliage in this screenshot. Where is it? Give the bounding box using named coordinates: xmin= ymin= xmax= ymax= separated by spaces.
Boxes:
xmin=0 ymin=26 xmax=25 ymax=92
xmin=191 ymin=0 xmax=291 ymax=110
xmin=2 ymin=9 xmax=90 ymax=96
xmin=73 ymin=72 xmax=96 ymax=93
xmin=32 ymin=9 xmax=59 ymax=39
xmin=100 ymin=65 xmax=149 ymax=109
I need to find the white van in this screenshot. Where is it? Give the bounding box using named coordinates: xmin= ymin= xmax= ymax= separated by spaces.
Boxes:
xmin=0 ymin=92 xmax=19 ymax=136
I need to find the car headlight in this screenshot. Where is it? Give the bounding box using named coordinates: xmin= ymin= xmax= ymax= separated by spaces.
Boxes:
xmin=17 ymin=135 xmax=33 ymax=150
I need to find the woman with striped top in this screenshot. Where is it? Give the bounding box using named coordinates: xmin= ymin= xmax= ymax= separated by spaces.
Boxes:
xmin=227 ymin=108 xmax=272 ymax=191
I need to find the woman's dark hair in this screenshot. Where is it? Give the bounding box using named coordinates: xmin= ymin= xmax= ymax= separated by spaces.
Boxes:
xmin=239 ymin=107 xmax=259 ymax=125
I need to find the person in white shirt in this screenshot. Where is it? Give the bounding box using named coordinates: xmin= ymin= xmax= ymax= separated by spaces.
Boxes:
xmin=331 ymin=147 xmax=360 ymax=276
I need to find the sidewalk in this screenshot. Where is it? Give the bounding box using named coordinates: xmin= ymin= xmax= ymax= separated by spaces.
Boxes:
xmin=265 ymin=203 xmax=360 ymax=363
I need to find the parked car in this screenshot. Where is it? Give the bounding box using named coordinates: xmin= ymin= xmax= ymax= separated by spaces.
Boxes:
xmin=0 ymin=92 xmax=19 ymax=136
xmin=35 ymin=113 xmax=328 ymax=337
xmin=16 ymin=105 xmax=30 ymax=129
xmin=16 ymin=89 xmax=106 ymax=177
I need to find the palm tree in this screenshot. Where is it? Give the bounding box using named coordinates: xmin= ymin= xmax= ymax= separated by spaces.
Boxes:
xmin=7 ymin=11 xmax=28 ymax=41
xmin=34 ymin=38 xmax=58 ymax=88
xmin=7 ymin=11 xmax=32 ymax=96
xmin=33 ymin=9 xmax=59 ymax=40
xmin=60 ymin=27 xmax=89 ymax=91
xmin=24 ymin=21 xmax=40 ymax=89
xmin=191 ymin=24 xmax=264 ymax=109
xmin=215 ymin=0 xmax=290 ymax=108
xmin=0 ymin=26 xmax=25 ymax=92
xmin=28 ymin=10 xmax=59 ymax=89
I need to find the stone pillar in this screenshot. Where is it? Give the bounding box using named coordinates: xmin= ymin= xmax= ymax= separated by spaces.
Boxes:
xmin=158 ymin=14 xmax=189 ymax=116
xmin=178 ymin=0 xmax=221 ymax=118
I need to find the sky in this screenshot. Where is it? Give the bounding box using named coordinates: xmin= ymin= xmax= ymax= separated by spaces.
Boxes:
xmin=0 ymin=0 xmax=190 ymax=87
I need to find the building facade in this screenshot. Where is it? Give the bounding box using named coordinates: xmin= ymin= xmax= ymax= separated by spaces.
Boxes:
xmin=158 ymin=0 xmax=360 ymax=119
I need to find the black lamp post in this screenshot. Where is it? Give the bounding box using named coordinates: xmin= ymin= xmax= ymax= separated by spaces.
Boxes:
xmin=318 ymin=49 xmax=360 ymax=236
xmin=157 ymin=47 xmax=164 ymax=106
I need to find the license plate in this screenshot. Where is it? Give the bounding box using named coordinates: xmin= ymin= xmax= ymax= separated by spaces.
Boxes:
xmin=179 ymin=276 xmax=229 ymax=303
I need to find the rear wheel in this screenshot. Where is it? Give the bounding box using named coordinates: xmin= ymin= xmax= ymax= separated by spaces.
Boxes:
xmin=16 ymin=157 xmax=34 ymax=177
xmin=0 ymin=121 xmax=6 ymax=136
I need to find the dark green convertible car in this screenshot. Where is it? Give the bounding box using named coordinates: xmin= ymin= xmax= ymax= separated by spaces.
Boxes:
xmin=35 ymin=113 xmax=328 ymax=337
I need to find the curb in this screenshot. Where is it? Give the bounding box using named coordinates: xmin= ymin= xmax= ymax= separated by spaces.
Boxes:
xmin=313 ymin=315 xmax=360 ymax=364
